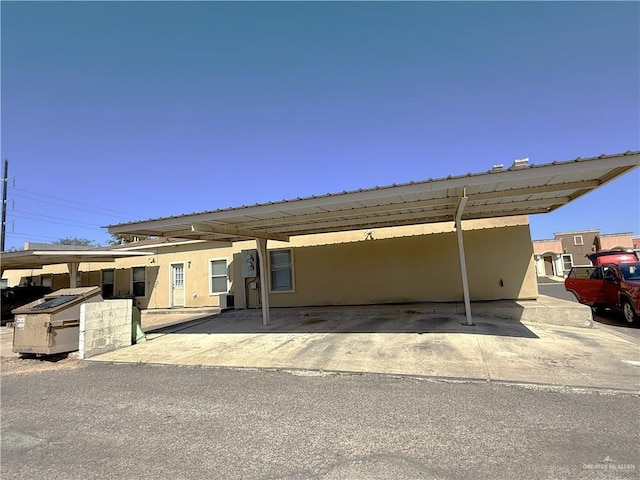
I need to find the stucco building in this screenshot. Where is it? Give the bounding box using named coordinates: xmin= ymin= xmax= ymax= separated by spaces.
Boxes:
xmin=533 ymin=230 xmax=637 ymax=277
xmin=3 ymin=151 xmax=637 ymax=323
xmin=2 ymin=217 xmax=538 ymax=311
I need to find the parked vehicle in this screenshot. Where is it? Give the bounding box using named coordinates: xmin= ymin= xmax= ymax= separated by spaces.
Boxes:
xmin=1 ymin=285 xmax=52 ymax=324
xmin=586 ymin=249 xmax=639 ymax=266
xmin=565 ymin=262 xmax=640 ymax=324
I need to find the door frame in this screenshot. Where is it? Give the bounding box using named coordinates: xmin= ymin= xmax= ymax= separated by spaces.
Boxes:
xmin=169 ymin=262 xmax=186 ymax=307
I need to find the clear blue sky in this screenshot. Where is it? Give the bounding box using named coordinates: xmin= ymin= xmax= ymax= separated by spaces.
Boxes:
xmin=1 ymin=1 xmax=638 ymax=250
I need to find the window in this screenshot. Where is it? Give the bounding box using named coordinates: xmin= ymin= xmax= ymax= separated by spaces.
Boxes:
xmin=102 ymin=269 xmax=114 ymax=298
xmin=132 ymin=267 xmax=146 ymax=297
xmin=172 ymin=264 xmax=184 ymax=287
xmin=210 ymin=259 xmax=228 ymax=294
xmin=270 ymin=249 xmax=293 ymax=292
xmin=41 ymin=275 xmax=52 ymax=288
xmin=568 ymin=266 xmax=599 ymax=280
xmin=574 ymin=235 xmax=584 ymax=246
xmin=561 ymin=254 xmax=573 ymax=272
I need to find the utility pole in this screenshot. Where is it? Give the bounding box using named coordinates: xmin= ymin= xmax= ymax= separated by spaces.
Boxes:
xmin=1 ymin=159 xmax=8 ymax=251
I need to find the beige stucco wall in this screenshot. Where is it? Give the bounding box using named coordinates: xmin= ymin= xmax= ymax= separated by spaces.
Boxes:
xmin=260 ymin=222 xmax=536 ymax=307
xmin=532 ymin=239 xmax=562 ymax=255
xmin=596 ymin=234 xmax=633 ymax=251
xmin=2 ymin=216 xmax=538 ymax=309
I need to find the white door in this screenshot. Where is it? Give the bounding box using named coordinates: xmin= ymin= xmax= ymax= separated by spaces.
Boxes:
xmin=171 ymin=263 xmax=185 ymax=307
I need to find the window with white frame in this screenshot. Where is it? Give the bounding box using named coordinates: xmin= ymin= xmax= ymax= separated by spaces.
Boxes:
xmin=132 ymin=267 xmax=146 ymax=297
xmin=270 ymin=249 xmax=293 ymax=292
xmin=210 ymin=259 xmax=229 ymax=294
xmin=561 ymin=254 xmax=573 ymax=272
xmin=102 ymin=269 xmax=114 ymax=298
xmin=573 ymin=235 xmax=584 ymax=246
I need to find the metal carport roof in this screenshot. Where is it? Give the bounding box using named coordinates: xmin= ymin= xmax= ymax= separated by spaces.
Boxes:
xmin=107 ymin=151 xmax=638 ymax=243
xmin=0 ymin=249 xmax=153 ymax=271
xmin=1 ymin=245 xmax=153 ymax=287
xmin=106 ymin=151 xmax=639 ymax=325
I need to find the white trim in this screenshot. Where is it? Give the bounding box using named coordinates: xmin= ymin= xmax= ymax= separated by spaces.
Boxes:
xmin=561 ymin=254 xmax=574 ymax=272
xmin=208 ymin=257 xmax=230 ymax=295
xmin=573 ymin=235 xmax=584 ymax=246
xmin=268 ymin=248 xmax=295 ymax=293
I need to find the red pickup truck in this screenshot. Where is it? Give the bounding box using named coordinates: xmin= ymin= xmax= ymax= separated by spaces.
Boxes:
xmin=586 ymin=249 xmax=639 ymax=266
xmin=565 ymin=262 xmax=640 ymax=324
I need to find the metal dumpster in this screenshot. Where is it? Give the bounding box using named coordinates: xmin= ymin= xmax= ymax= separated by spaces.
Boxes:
xmin=12 ymin=286 xmax=103 ymax=355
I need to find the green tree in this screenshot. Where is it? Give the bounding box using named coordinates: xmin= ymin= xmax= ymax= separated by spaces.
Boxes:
xmin=54 ymin=237 xmax=98 ymax=247
xmin=107 ymin=234 xmax=152 ymax=246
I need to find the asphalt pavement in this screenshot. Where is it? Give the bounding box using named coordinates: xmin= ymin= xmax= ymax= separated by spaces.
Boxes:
xmin=2 ymin=363 xmax=639 ymax=480
xmin=2 ymin=287 xmax=639 ymax=479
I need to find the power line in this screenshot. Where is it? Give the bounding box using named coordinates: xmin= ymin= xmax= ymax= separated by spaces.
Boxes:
xmin=10 ymin=187 xmax=139 ymax=220
xmin=9 ymin=212 xmax=105 ymax=231
xmin=9 ymin=209 xmax=104 ymax=228
xmin=6 ymin=231 xmax=61 ymax=242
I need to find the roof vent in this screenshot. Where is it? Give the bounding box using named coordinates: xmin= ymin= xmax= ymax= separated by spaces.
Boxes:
xmin=491 ymin=164 xmax=503 ymax=172
xmin=510 ymin=158 xmax=529 ymax=169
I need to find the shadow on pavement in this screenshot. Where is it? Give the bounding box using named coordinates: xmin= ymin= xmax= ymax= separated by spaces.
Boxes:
xmin=593 ymin=308 xmax=639 ymax=329
xmin=148 ymin=309 xmax=539 ymax=339
xmin=16 ymin=352 xmax=70 ymax=363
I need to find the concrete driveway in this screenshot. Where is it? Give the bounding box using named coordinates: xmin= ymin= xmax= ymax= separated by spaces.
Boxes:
xmin=88 ymin=303 xmax=640 ymax=392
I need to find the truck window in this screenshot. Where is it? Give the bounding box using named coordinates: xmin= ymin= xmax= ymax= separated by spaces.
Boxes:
xmin=589 ymin=268 xmax=603 ymax=280
xmin=603 ymin=267 xmax=618 ymax=281
xmin=569 ymin=267 xmax=599 ymax=280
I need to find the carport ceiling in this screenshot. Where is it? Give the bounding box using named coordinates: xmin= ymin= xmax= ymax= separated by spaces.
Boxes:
xmin=107 ymin=151 xmax=639 ymax=242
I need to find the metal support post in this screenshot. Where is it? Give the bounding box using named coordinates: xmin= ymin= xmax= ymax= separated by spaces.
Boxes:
xmin=255 ymin=237 xmax=270 ymax=326
xmin=456 ymin=188 xmax=474 ymax=326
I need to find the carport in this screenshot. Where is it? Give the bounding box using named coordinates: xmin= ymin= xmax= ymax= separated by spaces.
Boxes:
xmin=107 ymin=151 xmax=639 ymax=326
xmin=1 ymin=245 xmax=153 ymax=288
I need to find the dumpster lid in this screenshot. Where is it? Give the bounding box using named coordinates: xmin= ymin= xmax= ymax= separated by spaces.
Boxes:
xmin=43 ymin=286 xmax=101 ymax=300
xmin=32 ymin=295 xmax=79 ymax=311
xmin=12 ymin=286 xmax=103 ymax=315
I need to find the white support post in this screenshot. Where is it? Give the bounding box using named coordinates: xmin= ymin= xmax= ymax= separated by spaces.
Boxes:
xmin=67 ymin=262 xmax=79 ymax=288
xmin=255 ymin=237 xmax=270 ymax=326
xmin=455 ymin=189 xmax=474 ymax=326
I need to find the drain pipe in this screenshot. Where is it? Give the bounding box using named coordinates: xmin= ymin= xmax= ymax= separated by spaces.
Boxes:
xmin=456 ymin=188 xmax=474 ymax=326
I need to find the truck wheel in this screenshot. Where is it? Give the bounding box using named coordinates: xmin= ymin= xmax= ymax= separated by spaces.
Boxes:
xmin=622 ymin=299 xmax=638 ymax=324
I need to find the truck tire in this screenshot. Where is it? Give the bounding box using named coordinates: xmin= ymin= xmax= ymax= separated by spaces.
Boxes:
xmin=622 ymin=299 xmax=638 ymax=324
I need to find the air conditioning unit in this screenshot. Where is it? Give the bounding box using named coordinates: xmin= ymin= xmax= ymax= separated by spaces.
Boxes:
xmin=218 ymin=293 xmax=234 ymax=309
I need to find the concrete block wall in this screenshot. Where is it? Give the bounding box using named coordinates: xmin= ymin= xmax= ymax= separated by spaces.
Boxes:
xmin=79 ymin=300 xmax=132 ymax=359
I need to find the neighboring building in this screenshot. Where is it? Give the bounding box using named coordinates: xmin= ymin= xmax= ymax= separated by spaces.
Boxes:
xmin=594 ymin=232 xmax=634 ymax=251
xmin=554 ymin=229 xmax=600 ymax=267
xmin=533 ymin=230 xmax=638 ymax=277
xmin=3 ymin=216 xmax=539 ymax=310
xmin=532 ymin=239 xmax=566 ymax=277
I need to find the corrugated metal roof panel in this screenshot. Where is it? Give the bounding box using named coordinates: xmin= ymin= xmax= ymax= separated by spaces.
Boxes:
xmin=106 ymin=151 xmax=639 ymax=242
